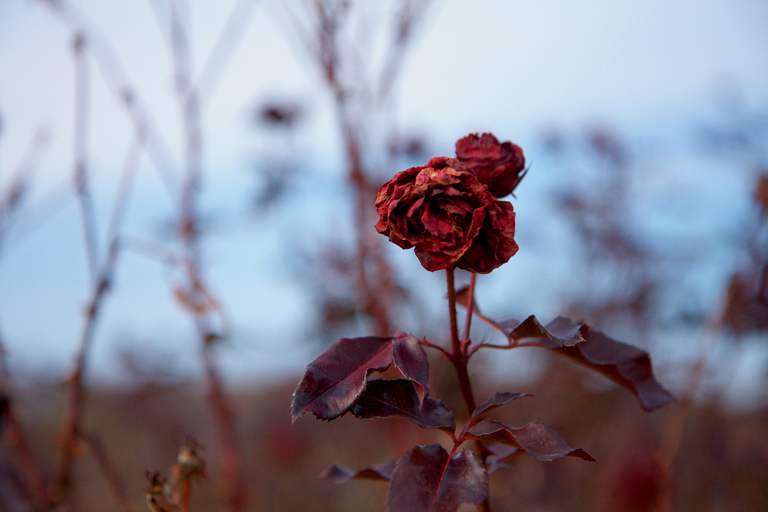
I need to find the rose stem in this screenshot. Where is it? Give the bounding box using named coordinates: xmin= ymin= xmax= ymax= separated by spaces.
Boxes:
xmin=446 ymin=269 xmax=476 ymax=412
xmin=446 ymin=269 xmax=491 ymax=512
xmin=462 ymin=273 xmax=477 ymax=342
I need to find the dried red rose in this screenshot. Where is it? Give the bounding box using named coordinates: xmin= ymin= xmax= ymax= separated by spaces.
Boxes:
xmin=455 ymin=133 xmax=526 ymax=197
xmin=375 ymin=156 xmax=518 ymax=273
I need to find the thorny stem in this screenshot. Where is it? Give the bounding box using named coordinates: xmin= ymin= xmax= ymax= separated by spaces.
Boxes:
xmin=446 ymin=269 xmax=491 ymax=512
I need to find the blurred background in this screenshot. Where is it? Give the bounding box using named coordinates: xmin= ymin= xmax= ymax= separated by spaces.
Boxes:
xmin=1 ymin=1 xmax=767 ymax=511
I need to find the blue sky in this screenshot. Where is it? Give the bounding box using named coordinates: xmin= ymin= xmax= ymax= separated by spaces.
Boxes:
xmin=1 ymin=0 xmax=767 ymax=404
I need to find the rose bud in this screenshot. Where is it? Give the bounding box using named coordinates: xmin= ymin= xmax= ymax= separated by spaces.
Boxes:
xmin=375 ymin=156 xmax=518 ymax=274
xmin=455 ymin=133 xmax=526 ymax=197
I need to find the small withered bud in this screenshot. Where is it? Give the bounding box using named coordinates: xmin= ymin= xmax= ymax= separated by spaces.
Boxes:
xmin=145 ymin=472 xmax=178 ymax=512
xmin=172 ymin=437 xmax=206 ymax=482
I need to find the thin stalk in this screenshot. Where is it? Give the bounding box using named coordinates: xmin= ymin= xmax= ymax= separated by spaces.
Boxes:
xmin=446 ymin=268 xmax=461 ymax=359
xmin=83 ymin=433 xmax=135 ymax=512
xmin=168 ymin=4 xmax=246 ymax=509
xmin=462 ymin=273 xmax=477 ymax=342
xmin=445 ymin=269 xmax=490 ymax=512
xmin=0 ymin=325 xmax=51 ymax=510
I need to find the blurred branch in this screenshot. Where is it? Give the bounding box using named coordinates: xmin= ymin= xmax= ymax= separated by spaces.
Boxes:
xmin=277 ymin=0 xmax=433 ymax=337
xmin=162 ymin=2 xmax=246 ymax=509
xmin=83 ymin=432 xmax=135 ymax=512
xmin=0 ymin=126 xmax=51 ymax=250
xmin=191 ymin=0 xmax=260 ymax=106
xmin=0 ymin=125 xmax=56 ymax=510
xmin=50 ymin=131 xmax=142 ymax=507
xmin=71 ymin=34 xmax=99 ymax=285
xmin=0 ymin=324 xmax=51 ymax=510
xmin=377 ymin=0 xmax=431 ymax=104
xmin=37 ymin=0 xmax=180 ymax=198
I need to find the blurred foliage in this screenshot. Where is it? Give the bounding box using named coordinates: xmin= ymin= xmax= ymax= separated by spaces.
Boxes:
xmin=1 ymin=363 xmax=766 ymax=512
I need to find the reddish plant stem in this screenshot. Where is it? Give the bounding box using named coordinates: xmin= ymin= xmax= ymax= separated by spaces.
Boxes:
xmin=40 ymin=0 xmax=179 ymax=196
xmin=83 ymin=433 xmax=135 ymax=512
xmin=446 ymin=269 xmax=476 ymax=412
xmin=0 ymin=128 xmax=53 ymax=509
xmin=462 ymin=272 xmax=477 ymax=343
xmin=287 ymin=1 xmax=395 ymax=337
xmin=51 ymin=114 xmax=140 ymax=512
xmin=0 ymin=329 xmax=51 ymax=510
xmin=51 ymin=247 xmax=116 ymax=504
xmin=332 ymin=85 xmax=393 ymax=337
xmin=51 ymin=33 xmax=105 ymax=506
xmin=445 ymin=269 xmax=490 ymax=512
xmin=201 ymin=340 xmax=244 ymax=511
xmin=72 ymin=33 xmax=99 ymax=286
xmin=169 ymin=4 xmax=246 ymax=510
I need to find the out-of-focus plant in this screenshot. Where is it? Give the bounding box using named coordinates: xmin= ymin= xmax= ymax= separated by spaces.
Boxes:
xmin=275 ymin=0 xmax=433 ymax=339
xmin=291 ymin=132 xmax=674 ymax=512
xmin=145 ymin=438 xmax=206 ymax=512
xmin=543 ymin=126 xmax=660 ymax=336
xmin=723 ymin=173 xmax=768 ymax=333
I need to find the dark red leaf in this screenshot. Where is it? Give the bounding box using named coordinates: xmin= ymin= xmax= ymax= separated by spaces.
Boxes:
xmin=470 ymin=391 xmax=529 ymax=423
xmin=473 ymin=312 xmax=673 ymax=412
xmin=291 ymin=336 xmax=394 ymax=422
xmin=320 ymin=460 xmax=396 ymax=483
xmin=386 ymin=444 xmax=487 ymax=512
xmin=392 ymin=333 xmax=431 ymax=405
xmin=467 ymin=420 xmax=595 ymax=462
xmin=503 ymin=315 xmax=584 ymax=347
xmin=351 ymin=380 xmax=455 ymax=433
xmin=484 ymin=444 xmax=520 ymax=474
xmin=534 ymin=325 xmax=675 ymax=412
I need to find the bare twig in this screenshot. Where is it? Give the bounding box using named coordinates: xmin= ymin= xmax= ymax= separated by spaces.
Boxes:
xmin=191 ymin=0 xmax=259 ymax=106
xmin=72 ymin=33 xmax=99 ymax=285
xmin=83 ymin=432 xmax=136 ymax=512
xmin=0 ymin=126 xmax=50 ymax=243
xmin=0 ymin=120 xmax=54 ymax=512
xmin=0 ymin=324 xmax=52 ymax=510
xmin=51 ymin=131 xmax=142 ymax=508
xmin=37 ymin=0 xmax=180 ymax=197
xmin=376 ymin=0 xmax=431 ymax=104
xmin=161 ymin=2 xmax=246 ymax=509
